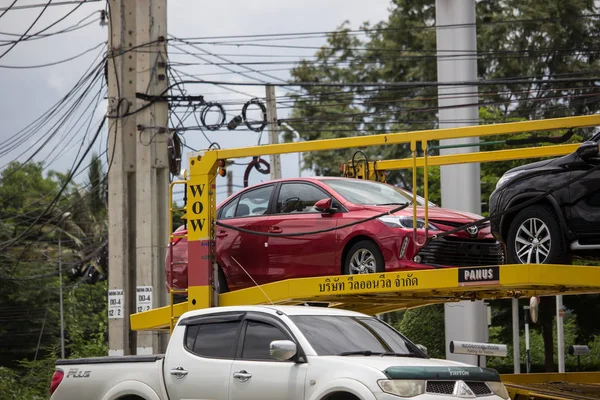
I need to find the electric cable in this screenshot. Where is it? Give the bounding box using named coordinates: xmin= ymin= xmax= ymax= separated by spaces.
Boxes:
xmin=241 ymin=98 xmax=267 ymax=132
xmin=165 ymin=76 xmax=600 ymax=89
xmin=199 ymin=102 xmax=226 ymax=131
xmin=0 ymin=59 xmax=105 ymax=176
xmin=0 ymin=0 xmax=17 ymax=19
xmin=217 ymin=203 xmax=411 ymax=236
xmin=0 ymin=0 xmax=52 ymax=60
xmin=0 ymin=0 xmax=102 ymax=11
xmin=0 ymin=46 xmax=106 ymax=159
xmin=0 ymin=42 xmax=106 ymax=69
xmin=243 ymin=157 xmax=270 ymax=187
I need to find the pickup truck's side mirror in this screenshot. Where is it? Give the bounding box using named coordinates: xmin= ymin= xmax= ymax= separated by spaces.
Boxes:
xmin=270 ymin=340 xmax=297 ymax=361
xmin=576 ymin=141 xmax=599 ymax=160
xmin=416 ymin=344 xmax=428 ymax=356
xmin=314 ymin=198 xmax=335 ymax=213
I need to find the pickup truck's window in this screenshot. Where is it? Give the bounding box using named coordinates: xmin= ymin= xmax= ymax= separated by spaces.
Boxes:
xmin=289 ymin=315 xmax=423 ymax=357
xmin=242 ymin=320 xmax=288 ymax=361
xmin=185 ymin=321 xmax=240 ymax=359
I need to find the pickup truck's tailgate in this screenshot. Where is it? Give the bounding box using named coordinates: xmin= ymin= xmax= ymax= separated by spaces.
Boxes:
xmin=51 ymin=356 xmax=166 ymax=400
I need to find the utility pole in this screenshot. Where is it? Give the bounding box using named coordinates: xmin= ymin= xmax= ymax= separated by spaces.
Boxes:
xmin=107 ymin=0 xmax=137 ymax=357
xmin=524 ymin=306 xmax=531 ymax=373
xmin=557 ymin=295 xmax=565 ymax=372
xmin=512 ymin=298 xmax=521 ymax=373
xmin=135 ymin=0 xmax=170 ymax=355
xmin=266 ymin=84 xmax=282 ymax=180
xmin=435 ymin=0 xmax=487 ymax=367
xmin=58 ymin=232 xmax=65 ymax=359
xmin=227 ymin=171 xmax=233 ymax=197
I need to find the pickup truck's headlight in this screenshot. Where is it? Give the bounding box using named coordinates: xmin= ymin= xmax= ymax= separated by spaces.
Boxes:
xmin=378 ymin=216 xmax=439 ymax=231
xmin=377 ymin=380 xmax=425 ymax=397
xmin=495 ymin=170 xmax=525 ymax=189
xmin=487 ymin=381 xmax=510 ymax=399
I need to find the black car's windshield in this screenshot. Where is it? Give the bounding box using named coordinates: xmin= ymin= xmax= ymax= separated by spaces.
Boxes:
xmin=321 ymin=179 xmax=413 ymax=206
xmin=289 ymin=315 xmax=426 ymax=357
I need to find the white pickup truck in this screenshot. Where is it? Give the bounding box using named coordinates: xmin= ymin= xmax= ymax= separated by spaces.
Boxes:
xmin=49 ymin=305 xmax=510 ymax=400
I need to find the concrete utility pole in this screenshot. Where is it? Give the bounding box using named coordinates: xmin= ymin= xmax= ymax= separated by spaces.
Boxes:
xmin=58 ymin=232 xmax=65 ymax=359
xmin=107 ymin=0 xmax=138 ymax=357
xmin=134 ymin=0 xmax=170 ymax=356
xmin=512 ymin=298 xmax=521 ymax=373
xmin=266 ymin=84 xmax=282 ymax=179
xmin=435 ymin=0 xmax=487 ymax=366
xmin=227 ymin=171 xmax=233 ymax=197
xmin=557 ymin=295 xmax=565 ymax=372
xmin=107 ymin=0 xmax=169 ymax=356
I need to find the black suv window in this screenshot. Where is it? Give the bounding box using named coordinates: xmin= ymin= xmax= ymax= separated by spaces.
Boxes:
xmin=235 ymin=185 xmax=273 ymax=217
xmin=185 ymin=321 xmax=241 ymax=359
xmin=276 ymin=183 xmax=329 ymax=214
xmin=241 ymin=320 xmax=289 ymax=361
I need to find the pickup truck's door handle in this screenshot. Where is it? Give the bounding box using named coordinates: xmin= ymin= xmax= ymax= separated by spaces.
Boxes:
xmin=232 ymin=370 xmax=252 ymax=382
xmin=268 ymin=226 xmax=282 ymax=233
xmin=170 ymin=367 xmax=188 ymax=379
xmin=217 ymin=230 xmax=228 ymax=238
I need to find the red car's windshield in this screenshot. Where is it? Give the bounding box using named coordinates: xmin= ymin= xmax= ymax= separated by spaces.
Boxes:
xmin=321 ymin=179 xmax=413 ymax=206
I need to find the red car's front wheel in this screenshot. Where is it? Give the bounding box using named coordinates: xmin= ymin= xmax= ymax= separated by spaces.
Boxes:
xmin=343 ymin=240 xmax=385 ymax=275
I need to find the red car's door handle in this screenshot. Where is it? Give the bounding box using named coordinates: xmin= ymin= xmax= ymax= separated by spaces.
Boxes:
xmin=217 ymin=230 xmax=228 ymax=238
xmin=268 ymin=226 xmax=282 ymax=233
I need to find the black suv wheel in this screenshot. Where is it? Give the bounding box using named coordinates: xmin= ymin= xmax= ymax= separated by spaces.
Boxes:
xmin=506 ymin=205 xmax=570 ymax=264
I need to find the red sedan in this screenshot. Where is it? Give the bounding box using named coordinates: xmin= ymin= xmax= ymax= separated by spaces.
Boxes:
xmin=166 ymin=177 xmax=504 ymax=292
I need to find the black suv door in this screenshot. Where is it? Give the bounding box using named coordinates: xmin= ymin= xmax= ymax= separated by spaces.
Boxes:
xmin=568 ymin=136 xmax=600 ymax=236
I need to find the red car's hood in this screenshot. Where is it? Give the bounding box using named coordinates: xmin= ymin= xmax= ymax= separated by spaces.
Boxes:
xmin=362 ymin=205 xmax=483 ymax=222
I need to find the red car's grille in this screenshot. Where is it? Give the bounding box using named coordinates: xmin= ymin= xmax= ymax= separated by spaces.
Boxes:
xmin=417 ymin=237 xmax=504 ymax=267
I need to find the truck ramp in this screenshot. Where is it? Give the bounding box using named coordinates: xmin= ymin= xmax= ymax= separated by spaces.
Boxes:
xmin=503 ymin=373 xmax=600 ymax=400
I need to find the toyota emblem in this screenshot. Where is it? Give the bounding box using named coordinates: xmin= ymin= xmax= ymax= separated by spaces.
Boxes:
xmin=466 ymin=225 xmax=478 ymax=237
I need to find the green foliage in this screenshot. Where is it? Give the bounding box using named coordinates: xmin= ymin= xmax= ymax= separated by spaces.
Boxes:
xmin=395 ymin=304 xmax=446 ymax=359
xmin=0 ymin=157 xmax=108 ymax=398
xmin=0 ymin=367 xmax=46 ymax=400
xmin=487 ymin=308 xmax=600 ymax=373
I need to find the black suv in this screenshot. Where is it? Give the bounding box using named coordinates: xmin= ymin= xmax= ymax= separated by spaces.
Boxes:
xmin=489 ymin=133 xmax=600 ymax=265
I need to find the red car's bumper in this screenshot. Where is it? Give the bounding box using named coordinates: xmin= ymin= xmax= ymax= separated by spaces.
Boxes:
xmin=376 ymin=226 xmax=505 ymax=272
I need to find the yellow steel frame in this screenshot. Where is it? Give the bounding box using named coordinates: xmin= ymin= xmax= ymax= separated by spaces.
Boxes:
xmin=501 ymin=372 xmax=600 ymax=400
xmin=131 ymin=263 xmax=600 ymax=331
xmin=130 ymin=114 xmax=600 ymax=332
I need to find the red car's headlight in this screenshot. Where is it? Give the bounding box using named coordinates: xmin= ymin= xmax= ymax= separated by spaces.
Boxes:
xmin=378 ymin=216 xmax=439 ymax=231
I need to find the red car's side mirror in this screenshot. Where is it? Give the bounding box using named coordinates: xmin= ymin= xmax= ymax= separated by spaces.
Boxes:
xmin=315 ymin=198 xmax=335 ymax=213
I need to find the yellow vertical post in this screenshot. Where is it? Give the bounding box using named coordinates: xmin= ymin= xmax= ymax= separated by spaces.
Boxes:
xmin=422 ymin=140 xmax=429 ymax=236
xmin=186 ymin=152 xmax=218 ymax=311
xmin=411 ymin=140 xmax=418 ymax=245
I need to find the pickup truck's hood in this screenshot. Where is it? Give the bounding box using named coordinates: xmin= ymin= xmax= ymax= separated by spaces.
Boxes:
xmin=322 ymin=356 xmax=500 ymax=381
xmin=323 ymin=356 xmax=468 ymax=370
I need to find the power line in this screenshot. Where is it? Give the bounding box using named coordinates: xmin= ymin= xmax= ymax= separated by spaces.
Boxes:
xmin=0 ymin=41 xmax=106 ymax=69
xmin=0 ymin=0 xmax=52 ymax=60
xmin=0 ymin=11 xmax=101 ymax=45
xmin=173 ymin=14 xmax=600 ymax=42
xmin=0 ymin=0 xmax=102 ymax=12
xmin=0 ymin=0 xmax=17 ymax=19
xmin=157 ymin=76 xmax=600 ymax=89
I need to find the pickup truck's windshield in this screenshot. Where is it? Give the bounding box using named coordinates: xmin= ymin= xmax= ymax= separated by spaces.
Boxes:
xmin=289 ymin=315 xmax=426 ymax=358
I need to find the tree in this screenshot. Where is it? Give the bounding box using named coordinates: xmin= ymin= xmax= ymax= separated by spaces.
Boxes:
xmin=289 ymin=0 xmax=600 ymax=371
xmin=397 ymin=304 xmax=445 ymax=359
xmin=0 ymin=158 xmax=108 ymax=396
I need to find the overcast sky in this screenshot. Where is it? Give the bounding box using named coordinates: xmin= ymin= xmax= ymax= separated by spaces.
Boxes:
xmin=0 ymin=0 xmax=392 ymax=204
